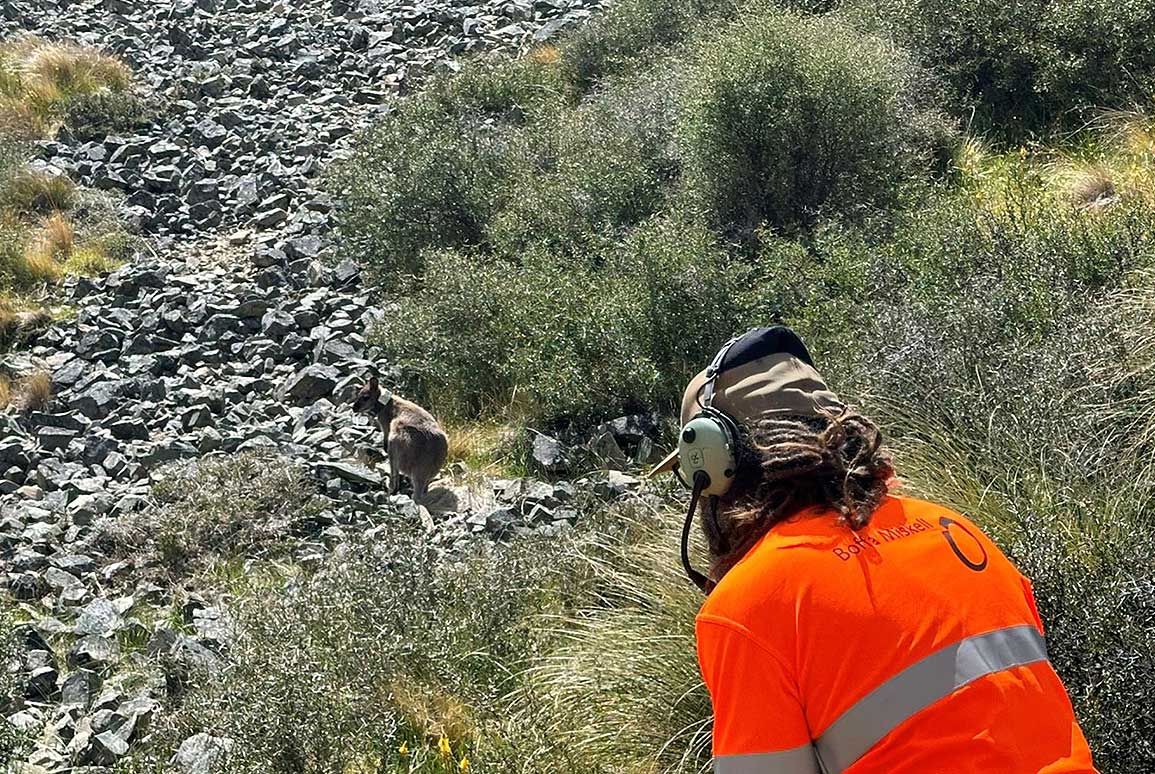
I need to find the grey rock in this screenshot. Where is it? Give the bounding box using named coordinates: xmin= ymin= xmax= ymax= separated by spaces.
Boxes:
xmin=61 ymin=668 xmax=101 ymax=709
xmin=9 ymin=572 xmax=47 ymax=601
xmin=531 ymin=432 xmax=569 ymax=473
xmin=25 ymin=665 xmax=59 ymax=699
xmin=181 ymin=405 xmax=215 ymax=432
xmin=589 ymin=430 xmax=628 ymax=469
xmin=74 ymin=599 xmax=124 ymax=637
xmin=313 ymin=461 xmax=382 ymax=489
xmin=172 ymin=733 xmax=233 ymax=774
xmin=38 ymin=425 xmax=79 ymax=452
xmin=71 ymin=381 xmax=124 ymax=420
xmin=108 ymin=419 xmax=150 ymax=441
xmin=278 ymin=364 xmax=339 ymax=403
xmin=67 ymin=635 xmax=119 ymax=670
xmin=593 ymin=470 xmax=642 ymax=499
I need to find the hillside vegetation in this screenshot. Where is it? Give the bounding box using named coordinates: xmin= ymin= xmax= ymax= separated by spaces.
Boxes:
xmin=93 ymin=0 xmax=1155 ymax=771
xmin=333 ymin=0 xmax=1155 ymax=771
xmin=0 ymin=36 xmax=141 ymax=365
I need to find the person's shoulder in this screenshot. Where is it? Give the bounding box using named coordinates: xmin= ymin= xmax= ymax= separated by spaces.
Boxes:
xmin=698 ymin=524 xmax=807 ymax=626
xmin=882 ymin=492 xmax=987 ymax=531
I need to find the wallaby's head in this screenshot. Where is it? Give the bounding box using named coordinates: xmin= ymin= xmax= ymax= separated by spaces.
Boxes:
xmin=352 ymin=375 xmax=392 ymax=415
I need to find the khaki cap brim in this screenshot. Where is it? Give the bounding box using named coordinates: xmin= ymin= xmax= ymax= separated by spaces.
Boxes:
xmin=648 ymin=447 xmax=681 ymax=478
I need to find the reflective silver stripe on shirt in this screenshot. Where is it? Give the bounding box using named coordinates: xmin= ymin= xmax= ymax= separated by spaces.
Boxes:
xmin=715 ymin=745 xmax=822 ymax=774
xmin=814 ymin=624 xmax=1049 ymax=773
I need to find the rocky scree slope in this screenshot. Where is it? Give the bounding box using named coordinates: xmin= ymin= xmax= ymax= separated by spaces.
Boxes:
xmin=2 ymin=0 xmax=603 ymax=240
xmin=0 ymin=1 xmax=663 ymax=772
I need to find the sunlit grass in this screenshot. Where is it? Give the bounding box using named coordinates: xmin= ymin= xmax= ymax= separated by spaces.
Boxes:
xmin=0 ymin=167 xmax=75 ymax=214
xmin=959 ymin=111 xmax=1155 ymax=215
xmin=443 ymin=422 xmax=524 ymax=477
xmin=0 ymin=36 xmax=132 ymax=139
xmin=6 ymin=370 xmax=52 ymax=412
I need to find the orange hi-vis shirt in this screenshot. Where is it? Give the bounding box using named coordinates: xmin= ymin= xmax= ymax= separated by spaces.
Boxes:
xmin=696 ymin=494 xmax=1096 ymax=774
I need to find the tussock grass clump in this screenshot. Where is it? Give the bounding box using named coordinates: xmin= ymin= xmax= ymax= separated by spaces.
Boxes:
xmin=6 ymin=370 xmax=52 ymax=412
xmin=106 ymin=454 xmax=324 ymax=575
xmin=0 ymin=181 xmax=128 ymax=303
xmin=0 ymin=167 xmax=75 ymax=214
xmin=511 ymin=513 xmax=711 ymax=773
xmin=0 ymin=36 xmax=137 ymax=139
xmin=0 ymin=296 xmax=47 ymax=350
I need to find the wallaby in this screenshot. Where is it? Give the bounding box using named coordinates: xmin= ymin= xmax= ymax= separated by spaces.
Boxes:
xmin=352 ymin=376 xmax=448 ymax=501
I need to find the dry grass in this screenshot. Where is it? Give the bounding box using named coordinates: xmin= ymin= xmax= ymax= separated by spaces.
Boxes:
xmin=1062 ymin=163 xmax=1118 ymax=209
xmin=16 ymin=242 xmax=62 ymax=285
xmin=9 ymin=370 xmax=51 ymax=412
xmin=0 ymin=296 xmax=13 ymax=342
xmin=509 ymin=501 xmax=712 ymax=773
xmin=40 ymin=211 xmax=73 ymax=257
xmin=22 ymin=40 xmax=131 ymax=93
xmin=0 ymin=36 xmax=132 ymax=139
xmin=530 ymin=44 xmax=561 ymax=66
xmin=442 ymin=422 xmax=523 ymax=476
xmin=0 ymin=167 xmax=76 ymax=214
xmin=0 ymin=375 xmax=9 ymax=410
xmin=390 ymin=678 xmax=476 ymax=745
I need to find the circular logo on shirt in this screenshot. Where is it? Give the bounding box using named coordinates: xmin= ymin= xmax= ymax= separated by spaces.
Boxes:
xmin=939 ymin=516 xmax=988 ymax=572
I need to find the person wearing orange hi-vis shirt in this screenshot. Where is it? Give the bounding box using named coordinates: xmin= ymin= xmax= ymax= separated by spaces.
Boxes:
xmin=651 ymin=326 xmax=1096 ymax=774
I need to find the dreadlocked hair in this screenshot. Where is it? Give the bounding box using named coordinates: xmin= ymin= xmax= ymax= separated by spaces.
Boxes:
xmin=704 ymin=410 xmax=894 ymax=584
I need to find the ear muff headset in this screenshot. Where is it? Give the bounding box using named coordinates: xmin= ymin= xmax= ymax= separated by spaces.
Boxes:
xmin=678 ymin=336 xmax=744 ymax=593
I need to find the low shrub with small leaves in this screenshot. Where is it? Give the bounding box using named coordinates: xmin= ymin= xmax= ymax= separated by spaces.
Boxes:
xmin=112 ymin=513 xmax=613 ymax=774
xmin=60 ymin=87 xmax=154 ymax=141
xmin=380 ymin=216 xmax=752 ymax=427
xmin=105 ymin=454 xmax=325 ymax=575
xmin=851 ymin=0 xmax=1155 ymax=136
xmin=0 ymin=607 xmax=33 ymax=763
xmin=555 ymin=0 xmax=738 ymax=94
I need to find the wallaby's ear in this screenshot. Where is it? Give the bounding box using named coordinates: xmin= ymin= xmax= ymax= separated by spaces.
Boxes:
xmin=368 ymin=375 xmax=379 ymax=392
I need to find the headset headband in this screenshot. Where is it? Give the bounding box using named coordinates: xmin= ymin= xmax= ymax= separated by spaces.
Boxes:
xmin=700 ymin=335 xmax=741 ymax=409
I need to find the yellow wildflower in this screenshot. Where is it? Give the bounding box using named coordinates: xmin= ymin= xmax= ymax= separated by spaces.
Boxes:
xmin=438 ymin=735 xmax=452 ymax=757
xmin=398 ymin=742 xmax=409 ymax=757
xmin=459 ymin=756 xmax=471 ymax=771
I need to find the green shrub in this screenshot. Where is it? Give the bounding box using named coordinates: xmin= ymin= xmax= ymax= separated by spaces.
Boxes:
xmin=1035 ymin=0 xmax=1155 ymax=120
xmin=380 ymin=217 xmax=751 ymax=427
xmin=114 ymin=521 xmax=591 ymax=774
xmin=0 ymin=606 xmax=33 ymax=764
xmin=332 ymin=98 xmax=528 ymax=289
xmin=488 ymin=73 xmax=681 ymax=256
xmin=852 ymin=0 xmax=1155 ymax=136
xmin=680 ymin=10 xmax=946 ymax=238
xmin=61 ymin=88 xmax=154 ymax=140
xmin=875 ymin=296 xmax=1155 ymax=773
xmin=557 ymin=0 xmax=740 ymax=94
xmin=425 ymin=54 xmax=569 ymax=124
